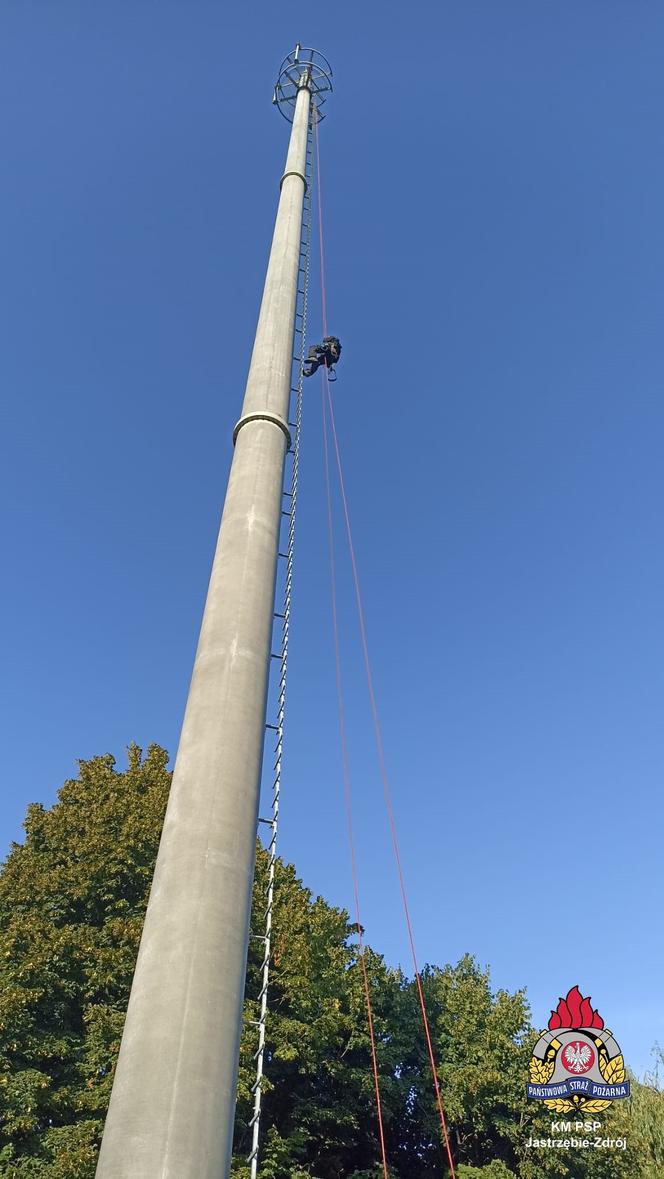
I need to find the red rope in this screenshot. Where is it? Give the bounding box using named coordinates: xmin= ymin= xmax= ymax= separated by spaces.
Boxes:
xmin=313 ymin=112 xmax=457 ymax=1179
xmin=321 ymin=385 xmax=390 ymax=1179
xmin=315 ymin=107 xmax=389 ymax=1177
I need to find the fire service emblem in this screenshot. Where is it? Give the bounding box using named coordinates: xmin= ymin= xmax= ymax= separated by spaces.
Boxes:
xmin=527 ymin=986 xmax=630 ymax=1113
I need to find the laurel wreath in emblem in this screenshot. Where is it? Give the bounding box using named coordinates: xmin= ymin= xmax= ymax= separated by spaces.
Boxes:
xmin=529 ymin=1039 xmax=625 ymax=1114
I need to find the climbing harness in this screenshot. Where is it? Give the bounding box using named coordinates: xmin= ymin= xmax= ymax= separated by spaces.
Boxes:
xmin=303 ymin=335 xmax=342 ymax=380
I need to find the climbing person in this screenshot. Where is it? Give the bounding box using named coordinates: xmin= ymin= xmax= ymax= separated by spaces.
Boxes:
xmin=303 ymin=335 xmax=342 ymax=377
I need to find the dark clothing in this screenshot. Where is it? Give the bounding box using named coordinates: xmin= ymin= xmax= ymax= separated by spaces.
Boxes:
xmin=303 ymin=336 xmax=342 ymax=377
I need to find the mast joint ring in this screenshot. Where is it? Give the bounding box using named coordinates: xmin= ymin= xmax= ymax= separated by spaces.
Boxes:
xmin=233 ymin=412 xmax=292 ymax=449
xmin=280 ymin=169 xmax=308 ymax=192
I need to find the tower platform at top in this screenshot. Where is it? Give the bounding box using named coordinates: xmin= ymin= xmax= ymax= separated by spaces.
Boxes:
xmin=273 ymin=44 xmax=333 ymax=122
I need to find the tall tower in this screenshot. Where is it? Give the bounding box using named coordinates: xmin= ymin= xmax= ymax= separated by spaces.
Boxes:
xmin=96 ymin=47 xmax=333 ymax=1179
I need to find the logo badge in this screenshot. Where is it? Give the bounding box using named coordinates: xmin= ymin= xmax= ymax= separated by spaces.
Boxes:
xmin=527 ymin=986 xmax=630 ymax=1113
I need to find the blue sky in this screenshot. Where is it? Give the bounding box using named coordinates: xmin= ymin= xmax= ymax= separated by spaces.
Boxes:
xmin=1 ymin=2 xmax=662 ymax=1079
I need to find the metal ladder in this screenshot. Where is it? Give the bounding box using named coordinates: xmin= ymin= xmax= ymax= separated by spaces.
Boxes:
xmin=246 ymin=114 xmax=315 ymax=1179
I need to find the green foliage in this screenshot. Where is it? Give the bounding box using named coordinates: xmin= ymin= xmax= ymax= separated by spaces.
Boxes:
xmin=625 ymin=1048 xmax=664 ymax=1178
xmin=1 ymin=746 xmax=663 ymax=1178
xmin=458 ymin=1164 xmax=515 ymax=1179
xmin=0 ymin=745 xmax=171 ymax=1177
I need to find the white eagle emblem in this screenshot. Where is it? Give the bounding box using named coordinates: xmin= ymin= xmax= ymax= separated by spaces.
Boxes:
xmin=563 ymin=1042 xmax=592 ymax=1073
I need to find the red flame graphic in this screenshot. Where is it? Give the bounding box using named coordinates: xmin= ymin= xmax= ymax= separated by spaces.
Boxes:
xmin=548 ymin=986 xmax=604 ymax=1031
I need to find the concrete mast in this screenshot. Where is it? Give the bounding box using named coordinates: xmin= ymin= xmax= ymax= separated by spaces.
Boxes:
xmin=96 ymin=48 xmax=332 ymax=1179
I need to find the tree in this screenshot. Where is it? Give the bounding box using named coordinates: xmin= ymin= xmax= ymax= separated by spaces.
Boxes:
xmin=0 ymin=745 xmax=171 ymax=1177
xmin=1 ymin=747 xmax=662 ymax=1177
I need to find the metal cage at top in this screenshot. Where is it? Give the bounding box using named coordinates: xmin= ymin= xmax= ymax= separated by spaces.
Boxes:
xmin=273 ymin=44 xmax=333 ymax=122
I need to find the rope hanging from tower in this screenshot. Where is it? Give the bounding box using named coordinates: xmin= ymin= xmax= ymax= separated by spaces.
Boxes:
xmin=248 ymin=80 xmax=458 ymax=1179
xmin=314 ymin=110 xmax=459 ymax=1179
